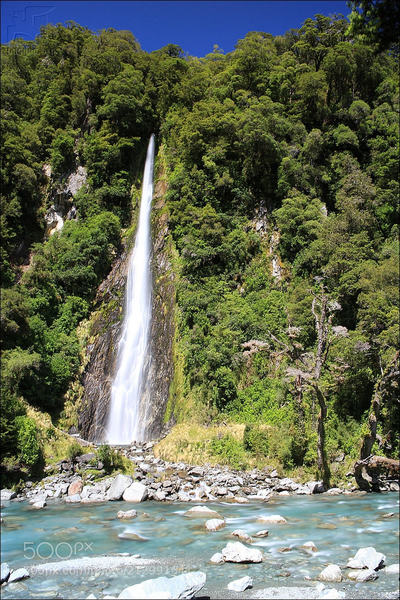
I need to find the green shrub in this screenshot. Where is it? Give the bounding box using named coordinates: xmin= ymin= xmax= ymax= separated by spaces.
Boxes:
xmin=0 ymin=387 xmax=26 ymax=455
xmin=96 ymin=444 xmax=125 ymax=474
xmin=66 ymin=441 xmax=83 ymax=461
xmin=268 ymin=422 xmax=308 ymax=469
xmin=209 ymin=434 xmax=248 ymax=470
xmin=15 ymin=416 xmax=44 ymax=470
xmin=243 ymin=423 xmax=269 ymax=456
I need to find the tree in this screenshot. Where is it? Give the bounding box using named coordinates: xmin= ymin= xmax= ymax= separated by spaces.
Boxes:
xmin=347 ymin=0 xmax=400 ymax=51
xmin=265 ymin=284 xmax=349 ymax=487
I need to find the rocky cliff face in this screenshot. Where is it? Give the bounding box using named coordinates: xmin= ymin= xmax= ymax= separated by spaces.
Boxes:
xmin=140 ymin=176 xmax=175 ymax=440
xmin=78 ymin=170 xmax=175 ymax=443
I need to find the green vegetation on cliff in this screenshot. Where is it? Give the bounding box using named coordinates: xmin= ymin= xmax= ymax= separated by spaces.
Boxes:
xmin=1 ymin=15 xmax=398 ymax=485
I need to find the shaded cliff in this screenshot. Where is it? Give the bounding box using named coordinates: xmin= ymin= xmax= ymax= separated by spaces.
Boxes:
xmin=78 ymin=162 xmax=175 ymax=442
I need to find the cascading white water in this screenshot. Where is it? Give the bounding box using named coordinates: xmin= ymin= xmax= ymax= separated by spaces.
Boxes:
xmin=106 ymin=135 xmax=155 ymax=444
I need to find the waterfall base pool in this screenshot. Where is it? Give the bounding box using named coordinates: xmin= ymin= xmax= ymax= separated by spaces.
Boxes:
xmin=1 ymin=493 xmax=398 ymax=599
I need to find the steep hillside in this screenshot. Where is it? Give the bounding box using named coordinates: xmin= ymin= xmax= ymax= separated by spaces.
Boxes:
xmin=1 ymin=17 xmax=398 ymax=487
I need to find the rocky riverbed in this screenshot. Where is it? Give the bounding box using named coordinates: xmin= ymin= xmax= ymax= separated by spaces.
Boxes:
xmin=1 ymin=491 xmax=399 ymax=599
xmin=1 ymin=442 xmax=399 ymax=599
xmin=4 ymin=440 xmax=398 ymax=509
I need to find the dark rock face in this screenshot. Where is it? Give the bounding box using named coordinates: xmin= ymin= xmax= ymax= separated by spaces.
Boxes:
xmin=78 ymin=251 xmax=128 ymax=441
xmin=78 ymin=175 xmax=175 ymax=442
xmin=140 ymin=178 xmax=175 ymax=440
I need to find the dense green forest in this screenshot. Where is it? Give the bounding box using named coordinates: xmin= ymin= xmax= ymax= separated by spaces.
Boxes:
xmin=1 ymin=13 xmax=398 ymax=486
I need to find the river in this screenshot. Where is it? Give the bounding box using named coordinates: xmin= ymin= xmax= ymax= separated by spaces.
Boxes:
xmin=1 ymin=492 xmax=398 ymax=599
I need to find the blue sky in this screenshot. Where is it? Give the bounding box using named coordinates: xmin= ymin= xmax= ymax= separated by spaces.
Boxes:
xmin=2 ymin=1 xmax=350 ymax=57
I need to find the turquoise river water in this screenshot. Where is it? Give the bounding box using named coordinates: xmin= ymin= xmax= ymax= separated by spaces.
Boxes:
xmin=1 ymin=493 xmax=399 ymax=599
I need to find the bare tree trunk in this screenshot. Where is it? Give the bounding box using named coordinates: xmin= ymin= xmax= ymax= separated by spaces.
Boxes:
xmin=360 ymin=351 xmax=399 ymax=460
xmin=295 ymin=374 xmax=305 ymax=436
xmin=314 ymin=384 xmax=330 ymax=488
xmin=312 ymin=292 xmax=331 ymax=489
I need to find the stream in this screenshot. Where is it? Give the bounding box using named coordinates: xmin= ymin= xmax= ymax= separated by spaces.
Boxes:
xmin=1 ymin=492 xmax=398 ymax=599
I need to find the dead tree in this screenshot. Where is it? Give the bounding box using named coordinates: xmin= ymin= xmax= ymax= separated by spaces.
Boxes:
xmin=242 ymin=284 xmax=348 ymax=489
xmin=354 ymin=351 xmax=400 ymax=491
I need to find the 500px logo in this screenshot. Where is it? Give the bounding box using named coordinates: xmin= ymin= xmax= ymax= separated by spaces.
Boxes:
xmin=24 ymin=541 xmax=93 ymax=560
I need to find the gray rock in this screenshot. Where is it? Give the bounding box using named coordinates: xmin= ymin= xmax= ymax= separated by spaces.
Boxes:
xmin=118 ymin=571 xmax=206 ymax=599
xmin=107 ymin=474 xmax=133 ymax=501
xmin=222 ymin=541 xmax=263 ymax=563
xmin=81 ymin=494 xmax=105 ymax=503
xmin=318 ymin=564 xmax=342 ymax=582
xmin=65 ymin=494 xmax=81 ymax=503
xmin=1 ymin=489 xmax=16 ymax=501
xmin=227 ymin=575 xmax=253 ymax=592
xmin=190 ymin=467 xmax=204 ymax=477
xmin=231 ymin=529 xmax=253 ymax=543
xmin=347 ymin=568 xmax=378 ymax=582
xmin=296 ymin=485 xmax=312 ymax=495
xmin=154 ymin=490 xmax=166 ymax=501
xmin=326 ymin=487 xmax=342 ymax=495
xmin=254 ymin=529 xmax=269 ymax=538
xmin=117 ymin=509 xmax=137 ymax=519
xmin=178 ymin=491 xmax=191 ymax=502
xmin=1 ymin=562 xmax=10 ymax=583
xmin=347 ymin=546 xmax=386 ymax=570
xmin=8 ymin=568 xmax=30 ymax=583
xmin=32 ymin=500 xmax=46 ymax=509
xmin=122 ymin=482 xmax=148 ymax=503
xmin=118 ymin=532 xmax=149 ymax=541
xmin=306 ymin=481 xmax=325 ymax=494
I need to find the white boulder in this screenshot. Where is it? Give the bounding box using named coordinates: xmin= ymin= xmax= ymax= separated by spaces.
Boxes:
xmin=385 ymin=563 xmax=399 ymax=574
xmin=254 ymin=529 xmax=269 ymax=538
xmin=8 ymin=568 xmax=30 ymax=583
xmin=318 ymin=564 xmax=342 ymax=582
xmin=222 ymin=541 xmax=263 ymax=563
xmin=1 ymin=562 xmax=10 ymax=583
xmin=107 ymin=474 xmax=133 ymax=501
xmin=117 ymin=509 xmax=137 ymax=519
xmin=32 ymin=500 xmax=46 ymax=509
xmin=301 ymin=541 xmax=317 ymax=552
xmin=184 ymin=505 xmax=222 ymax=519
xmin=257 ymin=514 xmax=287 ymax=524
xmin=347 ymin=546 xmax=385 ymax=570
xmin=227 ymin=575 xmax=253 ymax=592
xmin=231 ymin=529 xmax=253 ymax=543
xmin=210 ymin=552 xmax=224 ymax=564
xmin=65 ymin=494 xmax=81 ymax=503
xmin=118 ymin=571 xmax=206 ymax=599
xmin=123 ymin=482 xmax=148 ymax=503
xmin=0 ymin=489 xmax=16 ymax=501
xmin=205 ymin=519 xmax=225 ymax=531
xmin=347 ymin=568 xmax=378 ymax=582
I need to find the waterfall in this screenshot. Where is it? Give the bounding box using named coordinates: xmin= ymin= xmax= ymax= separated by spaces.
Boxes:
xmin=106 ymin=135 xmax=155 ymax=444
